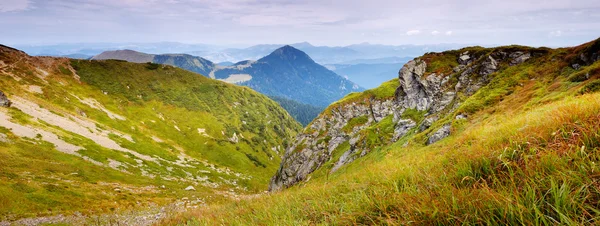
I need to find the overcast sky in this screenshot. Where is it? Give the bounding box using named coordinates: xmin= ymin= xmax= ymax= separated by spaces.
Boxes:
xmin=1 ymin=0 xmax=599 ymax=47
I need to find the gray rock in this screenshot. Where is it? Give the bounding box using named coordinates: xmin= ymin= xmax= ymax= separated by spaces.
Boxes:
xmin=419 ymin=117 xmax=435 ymax=132
xmin=397 ymin=60 xmax=454 ymax=113
xmin=393 ymin=119 xmax=416 ymax=141
xmin=0 ymin=91 xmax=11 ymax=107
xmin=480 ymin=56 xmax=498 ymax=76
xmin=455 ymin=114 xmax=467 ymax=120
xmin=270 ymin=47 xmax=521 ymax=191
xmin=184 ymin=186 xmax=195 ymax=191
xmin=572 ymin=63 xmax=581 ymax=70
xmin=397 ymin=60 xmax=430 ymax=111
xmin=509 ymin=51 xmax=531 ymax=66
xmin=458 ymin=51 xmax=471 ymax=65
xmin=427 ymin=124 xmax=451 ymax=145
xmin=330 ymin=148 xmax=361 ymax=173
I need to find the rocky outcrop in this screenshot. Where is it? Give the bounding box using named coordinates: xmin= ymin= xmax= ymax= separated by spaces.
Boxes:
xmin=427 ymin=124 xmax=451 ymax=144
xmin=270 ymin=46 xmax=542 ymax=191
xmin=0 ymin=91 xmax=11 ymax=107
xmin=269 ymin=99 xmax=398 ymax=191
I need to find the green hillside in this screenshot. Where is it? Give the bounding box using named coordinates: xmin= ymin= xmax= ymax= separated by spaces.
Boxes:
xmin=0 ymin=45 xmax=301 ymax=220
xmin=164 ymin=38 xmax=600 ymax=224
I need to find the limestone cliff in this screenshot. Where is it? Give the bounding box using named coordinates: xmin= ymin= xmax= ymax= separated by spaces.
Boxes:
xmin=269 ymin=43 xmax=585 ymax=191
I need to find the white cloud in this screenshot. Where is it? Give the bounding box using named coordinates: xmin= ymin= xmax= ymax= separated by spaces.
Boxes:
xmin=445 ymin=31 xmax=453 ymax=36
xmin=0 ymin=0 xmax=31 ymax=12
xmin=431 ymin=30 xmax=440 ymax=35
xmin=549 ymin=30 xmax=562 ymax=37
xmin=406 ymin=30 xmax=421 ymax=35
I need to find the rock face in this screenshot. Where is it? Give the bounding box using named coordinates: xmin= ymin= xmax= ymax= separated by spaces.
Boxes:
xmin=427 ymin=124 xmax=451 ymax=144
xmin=269 ymin=46 xmax=540 ymax=191
xmin=0 ymin=91 xmax=11 ymax=107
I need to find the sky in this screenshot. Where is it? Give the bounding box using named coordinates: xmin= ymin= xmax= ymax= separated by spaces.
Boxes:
xmin=1 ymin=0 xmax=599 ymax=47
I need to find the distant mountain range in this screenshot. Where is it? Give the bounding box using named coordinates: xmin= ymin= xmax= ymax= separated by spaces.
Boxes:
xmin=92 ymin=46 xmax=362 ymax=124
xmin=15 ymin=42 xmax=467 ymax=65
xmin=195 ymin=42 xmax=465 ymax=65
xmin=16 ymin=42 xmax=466 ymax=93
xmin=93 ymin=46 xmax=361 ymax=107
xmin=14 ymin=42 xmax=222 ymax=57
xmin=92 ymin=50 xmax=216 ymax=77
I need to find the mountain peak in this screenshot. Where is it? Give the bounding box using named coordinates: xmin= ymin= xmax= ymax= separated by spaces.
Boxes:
xmin=263 ymin=45 xmax=314 ymax=63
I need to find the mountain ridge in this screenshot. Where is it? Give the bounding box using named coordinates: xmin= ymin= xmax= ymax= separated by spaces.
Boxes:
xmin=92 ymin=49 xmax=216 ymax=76
xmin=0 ymin=44 xmax=301 ymax=220
xmin=269 ymin=38 xmax=600 ymax=191
xmin=159 ymin=38 xmax=600 ymax=226
xmin=93 ymin=46 xmax=363 ymax=123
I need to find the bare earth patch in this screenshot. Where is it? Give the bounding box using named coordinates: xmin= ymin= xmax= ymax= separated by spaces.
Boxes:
xmin=217 ymin=74 xmax=252 ymax=84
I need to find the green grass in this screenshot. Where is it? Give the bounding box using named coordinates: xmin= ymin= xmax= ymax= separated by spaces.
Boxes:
xmin=401 ymin=108 xmax=426 ymax=122
xmin=579 ymin=80 xmax=600 ymax=94
xmin=165 ymin=92 xmax=600 ymax=226
xmin=341 ymin=115 xmax=369 ymax=133
xmin=161 ymin=38 xmax=600 ymax=225
xmin=0 ymin=50 xmax=301 ymax=220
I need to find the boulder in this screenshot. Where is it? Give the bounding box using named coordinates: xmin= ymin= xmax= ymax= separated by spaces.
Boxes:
xmin=427 ymin=124 xmax=451 ymax=145
xmin=419 ymin=117 xmax=436 ymax=132
xmin=393 ymin=119 xmax=416 ymax=141
xmin=458 ymin=51 xmax=472 ymax=65
xmin=480 ymin=56 xmax=498 ymax=76
xmin=509 ymin=52 xmax=531 ymax=66
xmin=0 ymin=91 xmax=11 ymax=107
xmin=455 ymin=114 xmax=467 ymax=120
xmin=184 ymin=186 xmax=196 ymax=191
xmin=396 ymin=60 xmax=432 ymax=111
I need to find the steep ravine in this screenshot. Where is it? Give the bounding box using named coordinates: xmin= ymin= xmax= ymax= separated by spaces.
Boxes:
xmin=270 ymin=42 xmax=600 ymax=191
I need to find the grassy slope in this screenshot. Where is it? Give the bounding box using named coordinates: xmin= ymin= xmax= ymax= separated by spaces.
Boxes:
xmin=164 ymin=40 xmax=600 ymax=224
xmin=0 ymin=49 xmax=301 ymax=220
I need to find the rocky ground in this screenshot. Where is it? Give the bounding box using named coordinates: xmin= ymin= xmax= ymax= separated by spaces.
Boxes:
xmin=0 ymin=198 xmax=204 ymax=226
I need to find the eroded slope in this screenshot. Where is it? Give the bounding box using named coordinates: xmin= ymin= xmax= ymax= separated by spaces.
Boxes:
xmin=0 ymin=45 xmax=301 ymax=221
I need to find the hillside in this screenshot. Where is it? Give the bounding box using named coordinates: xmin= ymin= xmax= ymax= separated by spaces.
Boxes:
xmin=92 ymin=50 xmax=216 ymax=77
xmin=212 ymin=45 xmax=364 ymax=107
xmin=0 ymin=45 xmax=301 ymax=222
xmin=164 ymin=38 xmax=600 ymax=224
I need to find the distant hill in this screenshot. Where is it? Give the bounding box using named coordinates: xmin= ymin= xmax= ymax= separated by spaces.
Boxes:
xmin=92 ymin=50 xmax=216 ymax=76
xmin=92 ymin=49 xmax=154 ymax=63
